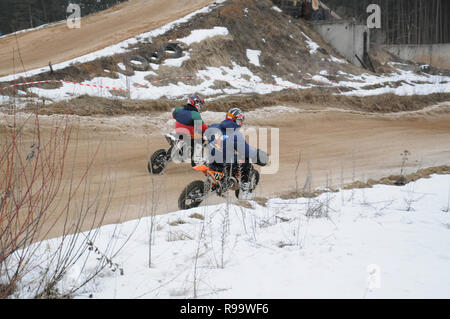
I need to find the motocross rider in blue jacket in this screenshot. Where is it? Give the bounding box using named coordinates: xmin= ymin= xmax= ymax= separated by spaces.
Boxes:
xmin=204 ymin=108 xmax=269 ymax=193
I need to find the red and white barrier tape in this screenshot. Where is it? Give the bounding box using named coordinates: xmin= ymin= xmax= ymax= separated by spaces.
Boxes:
xmin=0 ymin=75 xmax=341 ymax=93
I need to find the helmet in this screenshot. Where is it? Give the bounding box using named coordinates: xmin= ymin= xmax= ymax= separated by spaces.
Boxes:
xmin=226 ymin=108 xmax=245 ymax=128
xmin=188 ymin=95 xmax=205 ymax=111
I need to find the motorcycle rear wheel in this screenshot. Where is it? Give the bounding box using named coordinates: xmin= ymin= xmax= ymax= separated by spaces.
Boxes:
xmin=148 ymin=149 xmax=167 ymax=174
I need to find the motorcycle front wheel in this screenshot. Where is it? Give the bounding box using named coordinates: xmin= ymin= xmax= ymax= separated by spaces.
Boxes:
xmin=178 ymin=180 xmax=207 ymax=210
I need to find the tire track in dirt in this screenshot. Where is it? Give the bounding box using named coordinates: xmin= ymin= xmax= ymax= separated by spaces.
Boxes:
xmin=3 ymin=104 xmax=449 ymax=239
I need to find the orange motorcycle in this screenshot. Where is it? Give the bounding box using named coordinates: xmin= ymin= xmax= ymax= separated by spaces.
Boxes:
xmin=178 ymin=163 xmax=260 ymax=210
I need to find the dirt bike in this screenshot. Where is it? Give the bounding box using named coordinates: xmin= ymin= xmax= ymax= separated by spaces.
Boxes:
xmin=178 ymin=163 xmax=260 ymax=210
xmin=148 ymin=133 xmax=188 ymax=174
xmin=148 ymin=133 xmax=204 ymax=174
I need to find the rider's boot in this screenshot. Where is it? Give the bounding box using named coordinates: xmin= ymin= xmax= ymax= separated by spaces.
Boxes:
xmin=239 ymin=182 xmax=254 ymax=200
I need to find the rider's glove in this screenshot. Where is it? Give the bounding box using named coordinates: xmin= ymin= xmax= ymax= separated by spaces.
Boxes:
xmin=256 ymin=150 xmax=269 ymax=167
xmin=202 ymin=135 xmax=209 ymax=146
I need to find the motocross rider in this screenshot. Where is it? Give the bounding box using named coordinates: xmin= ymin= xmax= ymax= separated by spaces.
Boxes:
xmin=172 ymin=95 xmax=209 ymax=166
xmin=204 ymin=108 xmax=269 ymax=195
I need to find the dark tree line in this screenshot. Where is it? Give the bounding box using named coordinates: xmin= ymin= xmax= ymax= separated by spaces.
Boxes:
xmin=0 ymin=0 xmax=129 ymax=36
xmin=324 ymin=0 xmax=450 ymax=44
xmin=2 ymin=0 xmax=449 ymax=45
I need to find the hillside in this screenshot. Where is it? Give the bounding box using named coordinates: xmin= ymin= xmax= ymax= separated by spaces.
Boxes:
xmin=1 ymin=0 xmax=450 ymax=300
xmin=0 ymin=0 xmax=213 ymax=77
xmin=1 ymin=0 xmax=449 ymax=115
xmin=0 ymin=0 xmax=129 ymax=36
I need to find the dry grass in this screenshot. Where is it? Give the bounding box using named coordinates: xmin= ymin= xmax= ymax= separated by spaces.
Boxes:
xmin=167 ymin=230 xmax=193 ymax=242
xmin=236 ymin=200 xmax=254 ymax=209
xmin=279 ymin=165 xmax=450 ymax=200
xmin=280 ymin=187 xmax=338 ymax=200
xmin=29 ymin=95 xmax=174 ymax=116
xmin=189 ymin=213 xmax=205 ymax=220
xmin=17 ymin=90 xmax=450 ymax=117
xmin=168 ymin=218 xmax=187 ymax=226
xmin=250 ymin=197 xmax=269 ymax=207
xmin=343 ymin=165 xmax=450 ymax=189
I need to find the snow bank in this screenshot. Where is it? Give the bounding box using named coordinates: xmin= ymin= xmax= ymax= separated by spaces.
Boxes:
xmin=177 ymin=27 xmax=229 ymax=45
xmin=272 ymin=6 xmax=283 ymax=13
xmin=246 ymin=49 xmax=262 ymax=67
xmin=3 ymin=60 xmax=450 ymax=106
xmin=9 ymin=60 xmax=305 ymax=104
xmin=163 ymin=52 xmax=191 ymax=67
xmin=329 ymin=55 xmax=348 ymax=64
xmin=338 ymin=68 xmax=450 ymax=96
xmin=8 ymin=174 xmax=450 ymax=298
xmin=302 ymin=32 xmax=320 ymax=55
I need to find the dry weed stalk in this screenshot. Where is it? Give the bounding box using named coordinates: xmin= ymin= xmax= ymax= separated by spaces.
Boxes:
xmin=0 ymin=104 xmax=137 ymax=298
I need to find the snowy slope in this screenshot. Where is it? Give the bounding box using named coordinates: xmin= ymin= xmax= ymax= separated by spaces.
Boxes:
xmin=7 ymin=174 xmax=450 ymax=299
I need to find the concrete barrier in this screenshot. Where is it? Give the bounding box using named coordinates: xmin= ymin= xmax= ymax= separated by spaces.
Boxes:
xmin=311 ymin=19 xmax=370 ymax=67
xmin=382 ymin=44 xmax=450 ymax=70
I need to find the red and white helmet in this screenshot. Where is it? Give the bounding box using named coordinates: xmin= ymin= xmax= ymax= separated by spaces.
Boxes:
xmin=188 ymin=95 xmax=205 ymax=111
xmin=226 ymin=108 xmax=245 ymax=128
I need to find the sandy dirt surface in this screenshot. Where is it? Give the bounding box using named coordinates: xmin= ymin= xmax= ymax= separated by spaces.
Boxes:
xmin=0 ymin=0 xmax=213 ymax=77
xmin=2 ymin=103 xmax=449 ymax=239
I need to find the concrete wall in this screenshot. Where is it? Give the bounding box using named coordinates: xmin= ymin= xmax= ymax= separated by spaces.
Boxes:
xmin=382 ymin=44 xmax=450 ymax=70
xmin=311 ymin=19 xmax=370 ymax=67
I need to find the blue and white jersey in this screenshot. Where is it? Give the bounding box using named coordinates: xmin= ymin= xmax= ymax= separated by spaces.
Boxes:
xmin=205 ymin=120 xmax=258 ymax=165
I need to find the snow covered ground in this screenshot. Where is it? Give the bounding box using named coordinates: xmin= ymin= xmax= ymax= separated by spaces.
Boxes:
xmin=177 ymin=27 xmax=229 ymax=45
xmin=247 ymin=49 xmax=262 ymax=67
xmin=4 ymin=57 xmax=449 ymax=107
xmin=7 ymin=174 xmax=450 ymax=299
xmin=338 ymin=66 xmax=450 ymax=97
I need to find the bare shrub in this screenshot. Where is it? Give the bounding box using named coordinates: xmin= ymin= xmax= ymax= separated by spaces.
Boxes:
xmin=0 ymin=104 xmax=136 ymax=298
xmin=396 ymin=150 xmax=411 ymax=186
xmin=167 ymin=230 xmax=193 ymax=242
xmin=0 ymin=110 xmax=71 ymax=297
xmin=305 ymin=198 xmax=330 ymax=219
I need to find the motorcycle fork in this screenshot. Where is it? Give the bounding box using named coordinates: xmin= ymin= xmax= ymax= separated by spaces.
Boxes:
xmin=166 ymin=146 xmax=174 ymax=161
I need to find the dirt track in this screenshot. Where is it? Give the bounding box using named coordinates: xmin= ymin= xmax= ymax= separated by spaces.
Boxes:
xmin=0 ymin=0 xmax=213 ymax=77
xmin=4 ymin=104 xmax=449 ymax=239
